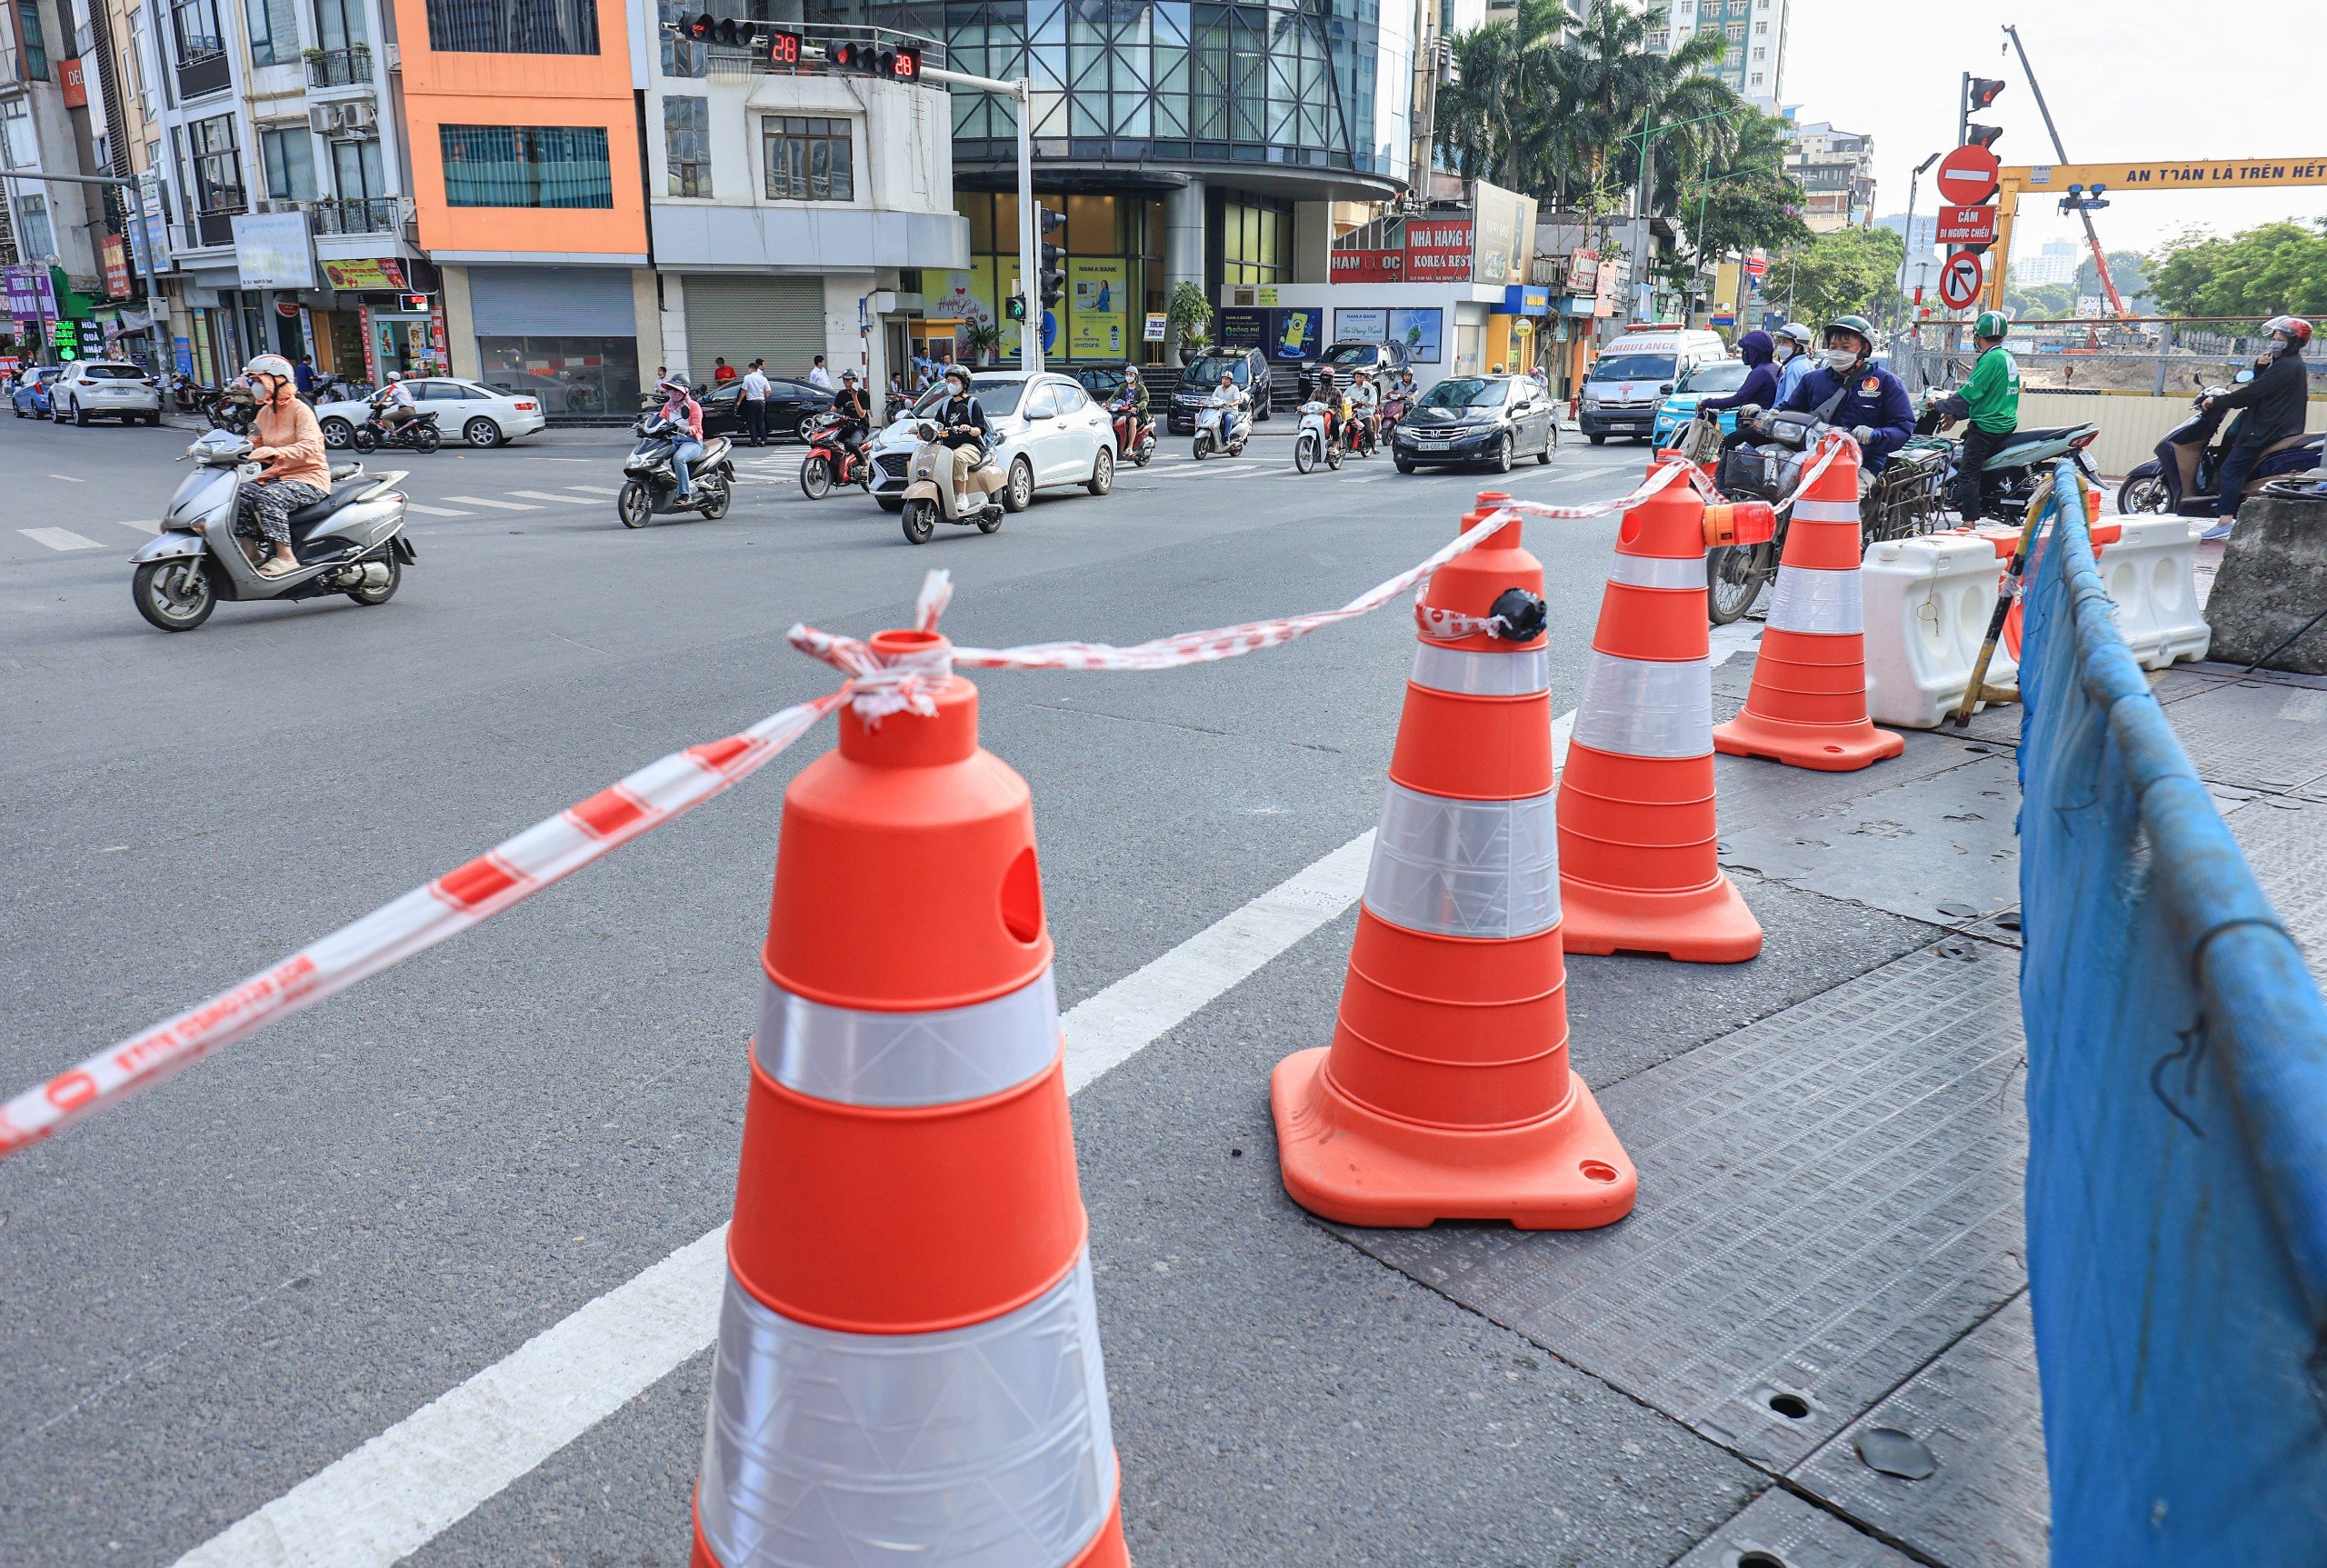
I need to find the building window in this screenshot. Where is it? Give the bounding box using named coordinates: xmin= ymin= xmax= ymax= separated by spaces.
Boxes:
xmin=15 ymin=0 xmax=49 ymax=76
xmin=333 ymin=135 xmax=384 ymax=199
xmin=439 ymin=124 xmax=612 ymax=207
xmin=0 ymin=96 xmax=33 ymax=167
xmin=762 ymin=115 xmax=851 ymax=202
xmin=315 ymin=0 xmax=365 ymax=48
xmin=189 ymin=112 xmax=244 ymax=211
xmin=169 ymin=0 xmax=221 ymax=62
xmin=1753 ymin=46 xmax=1764 ymax=59
xmin=664 ymin=95 xmax=709 ymax=196
xmin=1750 ymin=72 xmax=1763 ymax=85
xmin=14 ymin=194 xmax=54 ymax=256
xmin=1754 ymin=18 xmax=1767 ymax=31
xmin=424 ymin=0 xmax=597 ymax=55
xmin=1222 ymin=198 xmax=1289 ymax=287
xmin=259 ymin=124 xmax=316 ymax=200
xmin=243 ymin=0 xmax=299 ymax=65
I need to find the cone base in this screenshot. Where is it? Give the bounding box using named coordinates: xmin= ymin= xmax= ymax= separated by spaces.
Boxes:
xmin=694 ymin=1492 xmax=1130 ymax=1567
xmin=1712 ymin=706 xmax=1904 ymax=772
xmin=1557 ymin=872 xmax=1764 ymax=964
xmin=1269 ymin=1047 xmax=1635 ymax=1230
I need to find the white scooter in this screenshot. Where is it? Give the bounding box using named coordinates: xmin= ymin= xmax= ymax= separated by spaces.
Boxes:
xmin=128 ymin=428 xmax=412 ymax=631
xmin=1193 ymin=397 xmax=1249 ymax=461
xmin=1293 ymin=399 xmax=1343 ymax=474
xmin=898 ymin=423 xmax=1006 ymax=545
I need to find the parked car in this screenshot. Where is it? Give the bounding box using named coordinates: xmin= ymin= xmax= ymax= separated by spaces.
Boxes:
xmin=686 ymin=378 xmax=835 ymax=442
xmin=314 ymin=377 xmax=548 ymax=449
xmin=11 ymin=365 xmax=65 ymax=419
xmin=1392 ymin=373 xmax=1559 ymax=474
xmin=50 ymin=360 xmax=165 ymax=426
xmin=1577 ymin=324 xmax=1730 ymax=444
xmin=1313 ymin=339 xmax=1413 ymax=380
xmin=1651 ymin=358 xmax=1752 ymax=447
xmin=1169 ymin=349 xmax=1273 ymax=434
xmin=867 ymin=370 xmax=1117 ymax=514
xmin=1070 ymin=366 xmax=1127 ymax=405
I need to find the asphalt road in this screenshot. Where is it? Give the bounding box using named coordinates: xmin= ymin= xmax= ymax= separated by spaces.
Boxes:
xmin=0 ymin=411 xmax=1856 ymax=1566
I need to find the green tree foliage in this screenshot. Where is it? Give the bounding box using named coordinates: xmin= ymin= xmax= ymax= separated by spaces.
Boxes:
xmin=1774 ymin=226 xmax=1907 ymax=325
xmin=2146 ymin=219 xmax=2327 ymax=319
xmin=1677 ymin=110 xmax=1811 ymax=267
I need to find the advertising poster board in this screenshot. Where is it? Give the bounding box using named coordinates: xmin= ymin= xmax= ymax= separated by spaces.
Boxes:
xmin=232 ymin=212 xmax=315 ymax=290
xmin=1388 ymin=307 xmax=1443 ymax=364
xmin=1334 ymin=307 xmax=1388 ymax=343
xmin=1330 ymin=248 xmax=1402 ymax=283
xmin=1215 ymin=309 xmax=1267 ymax=353
xmin=1273 ymin=307 xmax=1323 ymax=360
xmin=1404 ymin=219 xmax=1476 ymax=283
xmin=1068 ymin=258 xmax=1127 ymax=357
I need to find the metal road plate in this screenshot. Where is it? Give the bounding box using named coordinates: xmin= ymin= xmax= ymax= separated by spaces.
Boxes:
xmin=1669 ymin=1488 xmax=1923 ymax=1568
xmin=1713 ymin=734 xmax=1998 ymax=844
xmin=1789 ymin=1293 xmax=2050 ymax=1568
xmin=1347 ymin=944 xmax=2030 ymax=1472
xmin=2226 ymin=794 xmax=2327 ymax=989
xmin=1718 ymin=754 xmax=2022 ymax=927
xmin=2160 ymin=675 xmax=2327 ymax=794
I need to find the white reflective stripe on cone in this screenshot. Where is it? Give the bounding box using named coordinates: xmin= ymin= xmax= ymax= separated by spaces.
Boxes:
xmin=1767 ymin=564 xmax=1865 ymax=635
xmin=1605 ymin=553 xmax=1703 ymax=590
xmin=1363 ymin=782 xmax=1560 ymax=940
xmin=1410 ymin=642 xmax=1552 ymax=696
xmin=1570 ymin=651 xmax=1713 ymax=759
xmin=1790 ymin=497 xmax=1861 ymax=524
xmin=697 ymin=1252 xmax=1116 ymax=1568
xmin=758 ymin=968 xmax=1059 ymax=1108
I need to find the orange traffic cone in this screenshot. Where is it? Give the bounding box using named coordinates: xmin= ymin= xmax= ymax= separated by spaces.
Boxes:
xmin=692 ymin=629 xmax=1129 ymax=1568
xmin=1271 ymin=501 xmax=1636 ymax=1230
xmin=1558 ymin=480 xmax=1764 ymax=963
xmin=1713 ymin=436 xmax=1904 ymax=771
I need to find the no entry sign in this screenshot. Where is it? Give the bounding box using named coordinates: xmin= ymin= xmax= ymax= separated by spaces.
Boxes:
xmin=1933 ymin=204 xmax=1998 ymax=246
xmin=1939 ymin=250 xmax=1985 ymax=309
xmin=1935 ymin=144 xmax=2001 ymax=205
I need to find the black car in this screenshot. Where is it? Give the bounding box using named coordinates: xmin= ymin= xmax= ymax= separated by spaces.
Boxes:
xmin=1392 ymin=374 xmax=1559 ymax=474
xmin=1070 ymin=366 xmax=1128 ymax=405
xmin=1315 ymin=339 xmax=1413 ymax=379
xmin=1169 ymin=349 xmax=1273 ymax=433
xmin=638 ymin=378 xmax=834 ymax=441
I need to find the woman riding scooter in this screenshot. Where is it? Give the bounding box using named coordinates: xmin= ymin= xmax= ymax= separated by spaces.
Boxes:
xmin=235 ymin=355 xmax=334 ymax=577
xmin=936 ymin=365 xmax=992 ymax=494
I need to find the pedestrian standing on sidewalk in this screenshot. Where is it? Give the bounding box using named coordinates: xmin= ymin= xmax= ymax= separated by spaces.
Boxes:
xmin=808 ymin=355 xmax=835 ymax=392
xmin=292 ymin=354 xmax=317 ymax=398
xmin=738 ymin=358 xmax=772 ymax=446
xmin=712 ymin=356 xmax=736 ymax=385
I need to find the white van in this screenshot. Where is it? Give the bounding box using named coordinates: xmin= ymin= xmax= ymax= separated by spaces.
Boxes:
xmin=1577 ymin=325 xmax=1730 ymax=444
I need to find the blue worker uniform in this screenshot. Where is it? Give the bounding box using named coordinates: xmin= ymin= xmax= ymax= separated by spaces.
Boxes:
xmin=1780 ymin=361 xmax=1915 ymax=472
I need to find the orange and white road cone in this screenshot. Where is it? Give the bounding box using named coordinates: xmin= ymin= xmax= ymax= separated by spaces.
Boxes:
xmin=1271 ymin=500 xmax=1636 ymax=1230
xmin=1713 ymin=435 xmax=1904 ymax=771
xmin=692 ymin=629 xmax=1128 ymax=1568
xmin=1558 ymin=481 xmax=1765 ymax=964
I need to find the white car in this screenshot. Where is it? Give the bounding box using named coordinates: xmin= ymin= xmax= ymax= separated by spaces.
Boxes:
xmin=868 ymin=370 xmax=1116 ymax=514
xmin=315 ymin=376 xmax=548 ymax=450
xmin=52 ymin=360 xmax=164 ymax=426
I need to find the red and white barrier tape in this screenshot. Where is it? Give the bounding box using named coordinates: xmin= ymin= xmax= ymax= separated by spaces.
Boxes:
xmin=0 ymin=690 xmax=847 ymax=1159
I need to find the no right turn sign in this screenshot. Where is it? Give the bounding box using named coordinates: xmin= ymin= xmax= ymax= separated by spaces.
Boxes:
xmin=1939 ymin=251 xmax=1985 ymax=310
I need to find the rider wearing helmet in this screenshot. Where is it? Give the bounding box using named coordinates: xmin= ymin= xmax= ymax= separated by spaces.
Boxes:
xmin=1933 ymin=310 xmax=2021 ymax=521
xmin=2203 ymin=315 xmax=2312 ymax=523
xmin=370 ymin=369 xmax=419 ymax=434
xmin=833 ymin=368 xmax=870 ymax=454
xmin=1777 ymin=314 xmax=1914 ymax=472
xmin=653 ymin=375 xmax=707 ymax=501
xmin=1119 ymin=364 xmax=1151 ymax=439
xmin=237 ymin=354 xmax=333 ymax=577
xmin=1771 ymin=321 xmax=1817 ymax=404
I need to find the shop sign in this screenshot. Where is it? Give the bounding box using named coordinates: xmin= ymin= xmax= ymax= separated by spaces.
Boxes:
xmin=59 ymin=56 xmax=86 ymax=107
xmin=1330 ymin=247 xmax=1402 ymax=284
xmin=1143 ymin=312 xmax=1167 ymax=342
xmin=1068 ymin=257 xmax=1128 ymax=358
xmin=1470 ymin=185 xmax=1538 ymax=285
xmin=1333 ymin=306 xmax=1387 ymax=344
xmin=1404 ymin=220 xmax=1475 ymax=283
xmin=174 ymin=336 xmax=194 ymax=376
xmin=0 ymin=355 xmax=18 ymax=376
xmin=1500 ymin=285 xmax=1550 ymax=315
xmin=233 ymin=212 xmax=315 ymax=290
xmin=1215 ymin=309 xmax=1267 ymax=353
xmin=319 ymin=256 xmax=407 ymax=293
xmin=101 ymin=235 xmax=131 ymax=300
xmin=1566 ymin=250 xmax=1599 ymax=291
xmin=5 ymin=264 xmax=56 ymax=317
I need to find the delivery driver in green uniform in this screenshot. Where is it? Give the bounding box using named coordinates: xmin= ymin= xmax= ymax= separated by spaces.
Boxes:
xmin=1933 ymin=311 xmax=2021 ymax=523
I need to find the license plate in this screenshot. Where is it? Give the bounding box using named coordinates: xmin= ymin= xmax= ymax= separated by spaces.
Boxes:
xmin=1417 ymin=440 xmax=1450 ymax=451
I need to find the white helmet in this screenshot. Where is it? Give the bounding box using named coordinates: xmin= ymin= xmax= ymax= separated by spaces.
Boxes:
xmin=385 ymin=371 xmax=405 ymax=383
xmin=243 ymin=353 xmax=295 ymax=382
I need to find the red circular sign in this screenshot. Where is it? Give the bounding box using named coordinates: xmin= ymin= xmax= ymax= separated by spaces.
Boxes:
xmin=1934 ymin=144 xmax=2001 ymax=206
xmin=275 ymin=299 xmax=301 ymax=318
xmin=1939 ymin=251 xmax=1985 ymax=310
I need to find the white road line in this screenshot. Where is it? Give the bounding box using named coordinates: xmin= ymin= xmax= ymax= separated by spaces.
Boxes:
xmin=507 ymin=490 xmax=599 ymax=505
xmin=117 ymin=520 xmax=162 ymax=534
xmin=403 ymin=504 xmax=477 ymax=519
xmin=20 ymin=526 xmax=105 ymax=551
xmin=560 ymin=485 xmax=624 ymax=497
xmin=46 ymin=473 xmax=85 ymax=483
xmin=440 ymin=496 xmax=542 ymax=512
xmin=170 ymin=626 xmax=1771 ymax=1567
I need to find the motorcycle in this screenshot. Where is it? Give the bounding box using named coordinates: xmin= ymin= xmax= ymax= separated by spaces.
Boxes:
xmin=897 ymin=423 xmax=1006 ymax=544
xmin=352 ymin=405 xmax=444 ymax=454
xmin=799 ymin=412 xmax=873 ymax=499
xmin=1192 ymin=399 xmax=1249 ymax=460
xmin=1293 ymin=398 xmax=1343 ymax=474
xmin=126 ymin=428 xmax=413 ymax=632
xmin=618 ymin=414 xmax=735 ymax=527
xmin=1110 ymin=398 xmax=1156 ymax=467
xmin=1910 ymin=388 xmax=2100 ymax=520
xmin=1379 ymin=391 xmax=1411 ymax=442
xmin=1342 ymin=400 xmax=1380 ymax=459
xmin=200 ymin=382 xmax=257 ymax=434
xmin=2117 ymin=374 xmax=2326 ymax=517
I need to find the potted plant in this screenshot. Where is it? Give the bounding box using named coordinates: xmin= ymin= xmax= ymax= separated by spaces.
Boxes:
xmin=1166 ymin=281 xmax=1213 ymax=364
xmin=964 ymin=320 xmax=1002 ymax=368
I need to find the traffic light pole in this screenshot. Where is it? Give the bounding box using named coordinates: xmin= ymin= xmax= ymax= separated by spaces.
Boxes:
xmin=925 ymin=64 xmax=1041 ymax=374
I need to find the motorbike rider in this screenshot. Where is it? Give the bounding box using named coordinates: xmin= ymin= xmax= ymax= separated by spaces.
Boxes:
xmin=1206 ymin=368 xmax=1251 ymax=444
xmin=1346 ymin=368 xmax=1381 ymax=452
xmin=1114 ymin=365 xmax=1152 ymax=441
xmin=652 ymin=375 xmax=707 ymax=502
xmin=1698 ymin=330 xmax=1779 ymax=451
xmin=832 ymin=369 xmax=871 ymax=456
xmin=235 ymin=354 xmax=333 ymax=578
xmin=1776 ymin=315 xmax=1914 ymax=473
xmin=1771 ymin=322 xmax=1815 ymax=405
xmin=370 ymin=372 xmax=419 ymax=437
xmin=2201 ymin=315 xmax=2312 ymax=526
xmin=935 ymin=364 xmax=992 ymax=494
xmin=1929 ymin=311 xmax=2021 ymax=522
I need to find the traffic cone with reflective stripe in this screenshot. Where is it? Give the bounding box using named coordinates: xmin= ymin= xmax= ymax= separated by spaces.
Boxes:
xmin=1558 ymin=480 xmax=1765 ymax=963
xmin=1713 ymin=436 xmax=1904 ymax=771
xmin=692 ymin=628 xmax=1129 ymax=1568
xmin=1271 ymin=498 xmax=1635 ymax=1230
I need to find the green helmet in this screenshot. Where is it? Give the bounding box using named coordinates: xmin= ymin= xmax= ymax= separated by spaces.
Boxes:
xmin=1823 ymin=315 xmax=1877 ymax=350
xmin=1973 ymin=310 xmax=2009 ymax=341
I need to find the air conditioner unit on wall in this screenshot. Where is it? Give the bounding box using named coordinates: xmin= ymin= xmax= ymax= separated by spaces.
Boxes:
xmin=308 ymin=104 xmax=340 ymax=136
xmin=343 ymin=100 xmax=376 ymax=134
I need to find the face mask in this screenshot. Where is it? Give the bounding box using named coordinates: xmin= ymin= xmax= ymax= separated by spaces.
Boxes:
xmin=1772 ymin=343 xmax=1793 ymax=362
xmin=1820 ymin=347 xmax=1859 ymax=371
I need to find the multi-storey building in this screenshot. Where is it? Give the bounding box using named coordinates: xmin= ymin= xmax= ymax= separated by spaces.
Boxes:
xmin=2 ymin=0 xmax=108 ymax=299
xmin=1784 ymin=118 xmax=1873 ymax=233
xmin=1650 ymin=0 xmax=1785 ymax=110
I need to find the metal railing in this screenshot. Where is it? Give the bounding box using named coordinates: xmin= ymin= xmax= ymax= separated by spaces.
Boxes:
xmin=305 ymin=45 xmax=373 ymax=86
xmin=305 ymin=195 xmax=407 ymax=235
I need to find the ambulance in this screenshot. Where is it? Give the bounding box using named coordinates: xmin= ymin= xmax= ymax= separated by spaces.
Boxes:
xmin=1576 ymin=323 xmax=1731 ymax=444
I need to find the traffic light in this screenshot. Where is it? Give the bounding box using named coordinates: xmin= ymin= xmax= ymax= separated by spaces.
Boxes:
xmin=830 ymin=39 xmax=921 ymax=78
xmin=1005 ymin=295 xmax=1027 ymax=323
xmin=765 ymin=28 xmax=801 ymax=65
xmin=682 ymin=12 xmax=746 ymax=45
xmin=1037 ymin=205 xmax=1066 ymax=311
xmin=1965 ymin=76 xmax=2006 ymax=113
xmin=1964 ymin=123 xmax=2002 ymax=150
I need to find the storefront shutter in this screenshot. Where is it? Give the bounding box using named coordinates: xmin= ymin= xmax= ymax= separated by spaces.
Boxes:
xmin=684 ymin=275 xmax=825 ymax=380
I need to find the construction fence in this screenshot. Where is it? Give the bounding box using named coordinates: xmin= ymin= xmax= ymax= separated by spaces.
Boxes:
xmin=2018 ymin=461 xmax=2327 ymax=1563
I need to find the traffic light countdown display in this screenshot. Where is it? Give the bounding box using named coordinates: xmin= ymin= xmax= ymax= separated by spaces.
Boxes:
xmin=676 ymin=15 xmax=918 ymax=78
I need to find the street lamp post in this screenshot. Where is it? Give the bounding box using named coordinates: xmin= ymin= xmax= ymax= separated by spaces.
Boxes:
xmin=0 ymin=166 xmax=173 ymax=399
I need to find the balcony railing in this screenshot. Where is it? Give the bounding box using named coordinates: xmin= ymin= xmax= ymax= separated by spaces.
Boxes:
xmin=184 ymin=203 xmax=245 ymax=249
xmin=305 ymin=195 xmax=408 ymax=235
xmin=305 ymin=45 xmax=372 ymax=87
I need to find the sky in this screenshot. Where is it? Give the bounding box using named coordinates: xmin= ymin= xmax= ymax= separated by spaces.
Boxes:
xmin=1779 ymin=1 xmax=2327 ymax=259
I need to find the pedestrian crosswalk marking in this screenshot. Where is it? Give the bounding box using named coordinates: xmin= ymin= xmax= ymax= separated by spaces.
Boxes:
xmin=117 ymin=520 xmax=162 ymax=534
xmin=561 ymin=485 xmax=624 ymax=497
xmin=404 ymin=504 xmax=478 ymax=518
xmin=21 ymin=526 xmax=104 ymax=551
xmin=441 ymin=495 xmax=542 ymax=512
xmin=507 ymin=490 xmax=599 ymax=505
